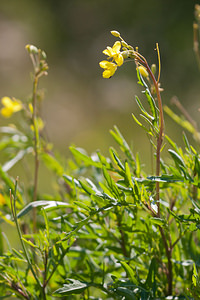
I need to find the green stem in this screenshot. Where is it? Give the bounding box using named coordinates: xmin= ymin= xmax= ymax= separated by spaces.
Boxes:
xmin=134 ymin=52 xmax=164 ymax=217
xmin=145 ymin=63 xmax=164 ymax=217
xmin=135 ymin=51 xmax=173 ymax=294
xmin=32 ymin=75 xmax=40 ymax=232
xmin=10 ymin=178 xmax=43 ymax=294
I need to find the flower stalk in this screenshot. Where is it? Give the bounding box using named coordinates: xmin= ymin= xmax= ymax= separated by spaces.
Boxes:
xmin=100 ymin=32 xmax=174 ymax=295
xmin=26 ymin=45 xmax=48 ymax=232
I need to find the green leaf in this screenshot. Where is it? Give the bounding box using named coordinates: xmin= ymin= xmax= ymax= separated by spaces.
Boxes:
xmin=136 ymin=68 xmax=158 ymax=122
xmin=0 ymin=166 xmax=23 ymax=204
xmin=120 ymin=261 xmax=138 ymax=285
xmin=63 ymin=174 xmax=82 ymax=189
xmin=110 ymin=126 xmax=135 ymax=163
xmin=115 ymin=287 xmax=136 ymax=299
xmin=41 ymin=152 xmax=64 ymax=176
xmin=164 ymin=106 xmax=196 ymax=134
xmin=150 ymin=217 xmax=165 ymax=226
xmin=192 ymin=199 xmax=200 ymax=215
xmin=182 ymin=132 xmax=191 ymax=153
xmin=21 ymin=238 xmax=38 ymax=248
xmin=102 ymin=166 xmax=121 ymax=199
xmin=135 ymin=96 xmax=154 ymax=121
xmin=168 ymin=149 xmax=186 ymax=168
xmin=110 ymin=147 xmax=125 ymax=171
xmin=192 ymin=263 xmax=198 ymax=287
xmin=125 ymin=161 xmax=134 ymax=189
xmin=79 ymin=180 xmax=94 ymax=195
xmin=53 ymin=278 xmax=89 ymax=296
xmin=2 ymin=149 xmax=31 ymax=172
xmin=70 ymin=147 xmax=101 ymax=168
xmin=145 ymin=257 xmax=156 ymax=290
xmin=17 ymin=200 xmax=71 ymax=218
xmin=74 ymin=201 xmax=91 ymax=211
xmin=144 ymin=90 xmax=158 ymax=123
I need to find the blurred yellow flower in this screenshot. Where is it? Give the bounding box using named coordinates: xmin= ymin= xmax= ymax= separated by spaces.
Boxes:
xmin=1 ymin=97 xmax=23 ymax=118
xmin=103 ymin=41 xmax=124 ymax=66
xmin=0 ymin=194 xmax=6 ymax=206
xmin=30 ymin=117 xmax=45 ymax=132
xmin=99 ymin=61 xmax=117 ymax=78
xmin=29 ymin=103 xmax=33 ymax=114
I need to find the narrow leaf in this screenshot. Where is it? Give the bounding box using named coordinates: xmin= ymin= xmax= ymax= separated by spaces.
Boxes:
xmin=53 ymin=279 xmax=89 ymax=296
xmin=120 ymin=261 xmax=138 ymax=285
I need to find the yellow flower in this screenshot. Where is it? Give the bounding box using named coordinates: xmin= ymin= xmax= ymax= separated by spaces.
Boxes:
xmin=102 ymin=41 xmax=124 ymax=66
xmin=99 ymin=61 xmax=117 ymax=78
xmin=0 ymin=194 xmax=6 ymax=206
xmin=1 ymin=97 xmax=23 ymax=118
xmin=137 ymin=66 xmax=149 ymax=78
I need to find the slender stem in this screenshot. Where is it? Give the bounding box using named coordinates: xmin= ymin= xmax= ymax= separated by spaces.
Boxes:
xmin=32 ymin=75 xmax=40 ymax=232
xmin=135 ymin=48 xmax=173 ymax=294
xmin=10 ymin=180 xmax=42 ymax=293
xmin=145 ymin=63 xmax=164 ymax=217
xmin=159 ymin=226 xmax=173 ymax=295
xmin=135 ymin=53 xmax=164 ymax=217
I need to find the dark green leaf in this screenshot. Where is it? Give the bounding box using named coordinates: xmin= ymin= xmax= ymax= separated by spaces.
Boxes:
xmin=120 ymin=261 xmax=138 ymax=285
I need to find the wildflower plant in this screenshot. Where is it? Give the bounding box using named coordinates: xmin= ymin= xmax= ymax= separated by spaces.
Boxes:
xmin=0 ymin=12 xmax=200 ymax=300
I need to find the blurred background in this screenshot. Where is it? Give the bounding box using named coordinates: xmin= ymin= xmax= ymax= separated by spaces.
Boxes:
xmin=0 ymin=0 xmax=199 ymax=167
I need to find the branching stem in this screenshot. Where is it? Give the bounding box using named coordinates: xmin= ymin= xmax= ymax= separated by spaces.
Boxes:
xmin=134 ymin=46 xmax=174 ymax=295
xmin=135 ymin=48 xmax=164 ymax=217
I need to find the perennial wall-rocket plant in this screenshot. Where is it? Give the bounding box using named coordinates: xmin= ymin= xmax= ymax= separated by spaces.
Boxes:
xmin=0 ymin=9 xmax=200 ymax=299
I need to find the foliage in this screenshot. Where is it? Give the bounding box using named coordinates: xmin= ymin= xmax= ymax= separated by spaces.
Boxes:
xmin=0 ymin=9 xmax=200 ymax=300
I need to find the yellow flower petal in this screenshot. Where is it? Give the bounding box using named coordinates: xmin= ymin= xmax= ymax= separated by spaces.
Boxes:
xmin=1 ymin=107 xmax=13 ymax=118
xmin=100 ymin=61 xmax=117 ymax=78
xmin=1 ymin=97 xmax=13 ymax=108
xmin=102 ymin=49 xmax=110 ymax=56
xmin=112 ymin=41 xmax=121 ymax=53
xmin=99 ymin=60 xmax=109 ymax=69
xmin=115 ymin=54 xmax=124 ymax=66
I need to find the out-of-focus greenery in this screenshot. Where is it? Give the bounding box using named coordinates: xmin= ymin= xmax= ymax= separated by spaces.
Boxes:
xmin=0 ymin=0 xmax=198 ymax=158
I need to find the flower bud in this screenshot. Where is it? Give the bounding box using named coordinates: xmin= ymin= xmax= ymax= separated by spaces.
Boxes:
xmin=41 ymin=51 xmax=47 ymax=60
xmin=121 ymin=51 xmax=129 ymax=59
xmin=26 ymin=44 xmax=38 ymax=54
xmin=137 ymin=66 xmax=149 ymax=78
xmin=110 ymin=30 xmax=120 ymax=37
xmin=151 ymin=64 xmax=156 ymax=76
xmin=121 ymin=41 xmax=128 ymax=48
